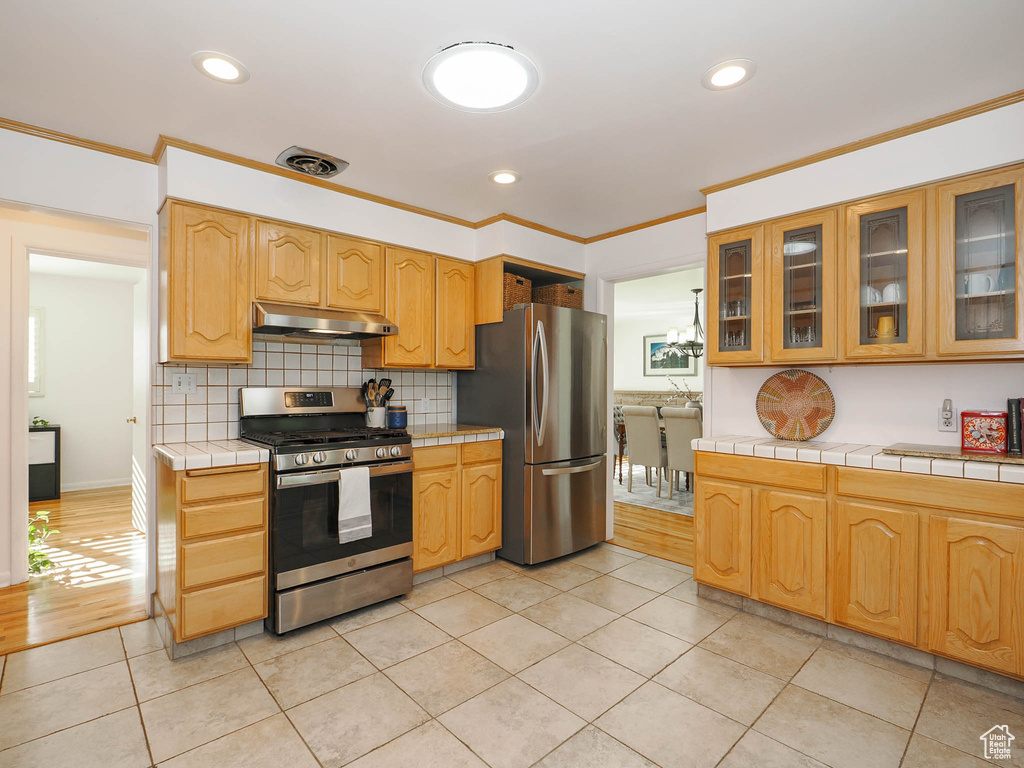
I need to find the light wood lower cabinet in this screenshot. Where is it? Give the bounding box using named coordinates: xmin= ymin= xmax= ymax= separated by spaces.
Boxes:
xmin=695 ymin=451 xmax=1024 ymax=679
xmin=412 ymin=441 xmax=502 ymax=572
xmin=755 ymin=490 xmax=827 ymax=619
xmin=694 ymin=480 xmax=753 ymax=596
xmin=157 ymin=462 xmax=268 ymax=643
xmin=929 ymin=516 xmax=1024 ymax=675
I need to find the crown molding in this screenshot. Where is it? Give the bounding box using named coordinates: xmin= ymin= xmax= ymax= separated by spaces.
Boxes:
xmin=700 ymin=88 xmax=1024 ymax=196
xmin=583 ymin=206 xmax=707 ymax=243
xmin=0 ymin=116 xmax=156 ymax=164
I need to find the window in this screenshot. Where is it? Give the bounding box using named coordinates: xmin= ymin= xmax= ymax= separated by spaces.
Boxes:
xmin=28 ymin=307 xmax=44 ymax=397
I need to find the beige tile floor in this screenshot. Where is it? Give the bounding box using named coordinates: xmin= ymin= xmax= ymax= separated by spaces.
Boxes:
xmin=0 ymin=543 xmax=1021 ymax=767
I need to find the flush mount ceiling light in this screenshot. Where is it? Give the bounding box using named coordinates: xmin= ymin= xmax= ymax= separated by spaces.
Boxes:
xmin=423 ymin=42 xmax=539 ymax=113
xmin=701 ymin=58 xmax=756 ymax=90
xmin=191 ymin=51 xmax=250 ymax=84
xmin=489 ymin=170 xmax=520 ymax=185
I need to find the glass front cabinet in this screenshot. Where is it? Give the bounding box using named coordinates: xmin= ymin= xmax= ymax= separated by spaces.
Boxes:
xmin=937 ymin=166 xmax=1024 ymax=356
xmin=707 ymin=225 xmax=764 ymax=364
xmin=843 ymin=190 xmax=926 ymax=359
xmin=768 ymin=209 xmax=838 ymax=362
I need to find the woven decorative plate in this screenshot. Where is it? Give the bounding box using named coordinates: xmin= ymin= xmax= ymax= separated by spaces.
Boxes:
xmin=755 ymin=369 xmax=835 ymax=440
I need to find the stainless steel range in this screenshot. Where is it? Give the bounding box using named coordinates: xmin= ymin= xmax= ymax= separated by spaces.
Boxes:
xmin=239 ymin=387 xmax=413 ymax=634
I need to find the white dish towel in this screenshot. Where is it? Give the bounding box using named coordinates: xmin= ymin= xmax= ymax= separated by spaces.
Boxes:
xmin=337 ymin=466 xmax=373 ymax=544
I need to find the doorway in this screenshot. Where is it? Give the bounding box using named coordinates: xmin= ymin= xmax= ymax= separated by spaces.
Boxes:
xmin=0 ymin=207 xmax=151 ymax=654
xmin=609 ymin=266 xmax=705 ymax=563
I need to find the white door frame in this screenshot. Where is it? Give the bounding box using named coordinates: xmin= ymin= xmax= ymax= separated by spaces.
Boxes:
xmin=4 ymin=207 xmax=153 ymax=602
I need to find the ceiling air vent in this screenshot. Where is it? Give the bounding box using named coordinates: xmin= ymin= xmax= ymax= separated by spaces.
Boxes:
xmin=275 ymin=146 xmax=349 ymax=178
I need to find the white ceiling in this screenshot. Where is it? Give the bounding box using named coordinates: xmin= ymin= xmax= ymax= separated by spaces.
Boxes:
xmin=2 ymin=0 xmax=1022 ymax=237
xmin=30 ymin=253 xmax=146 ymax=284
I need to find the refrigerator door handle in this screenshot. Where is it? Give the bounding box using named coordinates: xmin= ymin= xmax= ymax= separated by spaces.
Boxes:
xmin=536 ymin=319 xmax=549 ymax=446
xmin=541 ymin=458 xmax=603 ymax=476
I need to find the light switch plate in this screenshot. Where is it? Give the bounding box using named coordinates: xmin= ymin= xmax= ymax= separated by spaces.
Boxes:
xmin=419 ymin=397 xmax=431 ymax=413
xmin=172 ymin=373 xmax=198 ymax=395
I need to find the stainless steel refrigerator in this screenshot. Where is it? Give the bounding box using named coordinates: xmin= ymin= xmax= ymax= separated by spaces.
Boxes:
xmin=458 ymin=303 xmax=607 ymax=564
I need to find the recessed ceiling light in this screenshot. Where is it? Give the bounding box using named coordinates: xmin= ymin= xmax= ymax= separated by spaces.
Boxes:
xmin=191 ymin=51 xmax=250 ymax=84
xmin=701 ymin=58 xmax=756 ymax=90
xmin=489 ymin=170 xmax=520 ymax=185
xmin=424 ymin=42 xmax=538 ymax=113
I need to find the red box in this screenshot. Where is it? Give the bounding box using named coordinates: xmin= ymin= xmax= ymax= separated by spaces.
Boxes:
xmin=961 ymin=411 xmax=1008 ymax=454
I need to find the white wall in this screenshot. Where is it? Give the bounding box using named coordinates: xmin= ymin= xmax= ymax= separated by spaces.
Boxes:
xmin=613 ymin=268 xmax=705 ymax=392
xmin=704 ymin=101 xmax=1024 ymax=445
xmin=29 ymin=273 xmax=136 ymax=490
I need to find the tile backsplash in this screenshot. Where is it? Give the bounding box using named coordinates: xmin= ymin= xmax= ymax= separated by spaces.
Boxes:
xmin=152 ymin=339 xmax=454 ymax=444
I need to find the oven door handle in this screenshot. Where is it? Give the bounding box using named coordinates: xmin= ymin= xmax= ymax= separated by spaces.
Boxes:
xmin=276 ymin=461 xmax=411 ymax=489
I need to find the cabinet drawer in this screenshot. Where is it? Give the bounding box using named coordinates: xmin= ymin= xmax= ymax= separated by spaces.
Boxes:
xmin=181 ymin=497 xmax=265 ymax=540
xmin=181 ymin=531 xmax=266 ymax=589
xmin=461 ymin=440 xmax=501 ymax=464
xmin=180 ymin=575 xmax=267 ymax=640
xmin=696 ymin=453 xmax=826 ymax=493
xmin=414 ymin=445 xmax=458 ymax=470
xmin=182 ymin=465 xmax=266 ymax=503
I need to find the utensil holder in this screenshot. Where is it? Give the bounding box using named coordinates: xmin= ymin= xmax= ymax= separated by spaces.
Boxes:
xmin=366 ymin=407 xmax=386 ymax=428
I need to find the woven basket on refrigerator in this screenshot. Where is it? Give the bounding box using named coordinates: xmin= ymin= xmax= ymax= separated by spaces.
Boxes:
xmin=532 ymin=283 xmax=583 ymax=309
xmin=503 ymin=273 xmax=533 ymax=310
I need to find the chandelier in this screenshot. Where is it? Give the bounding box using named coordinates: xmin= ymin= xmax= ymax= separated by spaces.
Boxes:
xmin=666 ymin=288 xmax=704 ymax=360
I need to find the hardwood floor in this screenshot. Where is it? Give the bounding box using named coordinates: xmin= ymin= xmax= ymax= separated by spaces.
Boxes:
xmin=0 ymin=486 xmax=147 ymax=655
xmin=610 ymin=501 xmax=693 ymax=566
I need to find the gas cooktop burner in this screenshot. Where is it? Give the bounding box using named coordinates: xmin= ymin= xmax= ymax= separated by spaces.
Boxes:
xmin=247 ymin=427 xmax=408 ymax=448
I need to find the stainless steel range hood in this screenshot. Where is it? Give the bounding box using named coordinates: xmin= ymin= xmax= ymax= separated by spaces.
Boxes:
xmin=253 ymin=302 xmax=398 ymax=340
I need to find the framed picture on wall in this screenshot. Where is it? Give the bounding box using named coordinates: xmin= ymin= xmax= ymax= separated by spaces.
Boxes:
xmin=644 ymin=335 xmax=698 ymax=377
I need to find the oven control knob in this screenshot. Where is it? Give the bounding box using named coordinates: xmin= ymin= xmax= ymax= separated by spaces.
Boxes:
xmin=345 ymin=449 xmax=357 ymax=462
xmin=375 ymin=447 xmax=387 ymax=459
xmin=312 ymin=451 xmax=327 ymax=464
xmin=294 ymin=453 xmax=310 ymax=466
xmin=390 ymin=446 xmax=403 ymax=458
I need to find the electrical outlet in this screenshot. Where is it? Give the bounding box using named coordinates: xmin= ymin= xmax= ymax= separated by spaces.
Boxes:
xmin=172 ymin=373 xmax=198 ymax=395
xmin=419 ymin=397 xmax=431 ymax=414
xmin=938 ymin=406 xmax=958 ymax=432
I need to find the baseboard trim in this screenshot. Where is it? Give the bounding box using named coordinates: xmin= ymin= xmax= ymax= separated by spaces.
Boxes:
xmin=59 ymin=479 xmax=132 ymax=493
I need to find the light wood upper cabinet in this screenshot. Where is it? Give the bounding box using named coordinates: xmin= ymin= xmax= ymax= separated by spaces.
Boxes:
xmin=843 ymin=190 xmax=926 ymax=360
xmin=325 ymin=234 xmax=383 ymax=313
xmin=163 ymin=201 xmax=252 ymax=363
xmin=254 ymin=220 xmax=321 ymax=306
xmin=461 ymin=461 xmax=501 ymax=559
xmin=833 ymin=501 xmax=918 ymax=643
xmin=937 ymin=166 xmax=1024 ymax=357
xmin=755 ymin=490 xmax=827 ymax=619
xmin=929 ymin=515 xmax=1024 ymax=675
xmin=694 ymin=480 xmax=753 ymax=596
xmin=412 ymin=466 xmax=460 ymax=572
xmin=383 ymin=247 xmax=435 ymax=368
xmin=768 ymin=208 xmax=838 ymax=362
xmin=436 ymin=257 xmax=475 ymax=369
xmin=707 ymin=225 xmax=765 ymax=365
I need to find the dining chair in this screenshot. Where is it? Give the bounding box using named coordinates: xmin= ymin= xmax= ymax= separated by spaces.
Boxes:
xmin=662 ymin=407 xmax=702 ymax=498
xmin=621 ymin=406 xmax=668 ymax=496
xmin=612 ymin=405 xmax=627 ymax=483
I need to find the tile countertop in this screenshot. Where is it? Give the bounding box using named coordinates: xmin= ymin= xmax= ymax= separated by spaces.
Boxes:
xmin=691 ymin=435 xmax=1024 ymax=485
xmin=406 ymin=423 xmax=504 ymax=440
xmin=153 ymin=440 xmax=270 ymax=471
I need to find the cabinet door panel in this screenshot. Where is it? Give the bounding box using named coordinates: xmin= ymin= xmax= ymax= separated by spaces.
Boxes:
xmin=768 ymin=209 xmax=838 ymax=362
xmin=756 ymin=490 xmax=826 ymax=618
xmin=436 ymin=257 xmax=475 ymax=369
xmin=929 ymin=516 xmax=1024 ymax=675
xmin=168 ymin=203 xmax=251 ymax=361
xmin=325 ymin=234 xmax=383 ymax=312
xmin=461 ymin=462 xmax=501 ymax=558
xmin=843 ymin=191 xmax=926 ymax=360
xmin=413 ymin=467 xmax=458 ymax=572
xmin=937 ymin=167 xmax=1024 ymax=356
xmin=707 ymin=225 xmax=765 ymax=364
xmin=255 ymin=221 xmax=321 ymax=305
xmin=833 ymin=502 xmax=918 ymax=643
xmin=384 ymin=248 xmax=434 ymax=367
xmin=694 ymin=480 xmax=752 ymax=596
